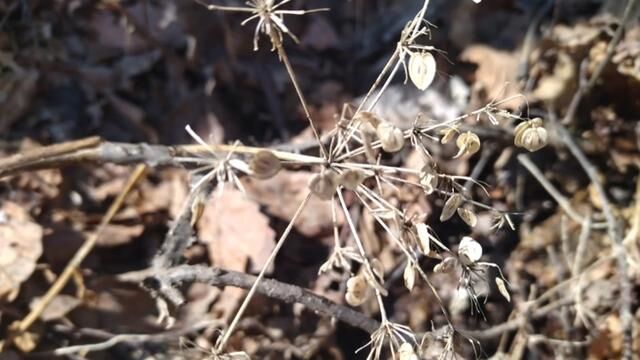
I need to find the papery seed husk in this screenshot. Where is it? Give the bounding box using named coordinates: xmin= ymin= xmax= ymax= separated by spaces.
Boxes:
xmin=354 ymin=111 xmax=382 ymax=129
xmin=440 ymin=127 xmax=458 ymax=144
xmin=457 ymin=207 xmax=478 ymax=227
xmin=408 ymin=51 xmax=437 ymax=91
xmin=440 ymin=193 xmax=463 ymax=222
xmin=415 ymin=223 xmax=431 ymax=255
xmin=458 ymin=236 xmax=482 ymax=265
xmin=419 ymin=164 xmax=439 ymax=194
xmin=521 ymin=127 xmax=548 ymax=152
xmin=454 ymin=131 xmax=481 ymax=158
xmin=495 ymin=277 xmax=511 ymax=302
xmin=345 ymin=291 xmax=366 ymax=306
xmin=250 ymin=150 xmax=281 ymax=179
xmin=308 ymin=170 xmax=338 ymax=200
xmin=403 ymin=263 xmax=416 ymax=291
xmin=339 ymin=169 xmax=367 ymax=191
xmin=376 ymin=122 xmax=405 ymax=152
xmin=434 ymin=257 xmax=457 ymax=273
xmin=398 ymin=342 xmax=418 ymax=360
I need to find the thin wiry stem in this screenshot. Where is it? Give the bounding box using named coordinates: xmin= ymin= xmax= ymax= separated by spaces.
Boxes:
xmin=215 ymin=192 xmax=312 ymax=352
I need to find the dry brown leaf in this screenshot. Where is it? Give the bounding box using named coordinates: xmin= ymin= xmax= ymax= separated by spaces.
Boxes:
xmin=0 ymin=202 xmax=43 ymax=301
xmin=197 ymin=188 xmax=276 ymax=273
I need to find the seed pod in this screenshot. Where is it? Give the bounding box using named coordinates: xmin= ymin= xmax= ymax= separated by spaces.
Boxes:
xmin=439 ymin=126 xmax=458 ymax=144
xmin=376 ymin=122 xmax=405 ymax=152
xmin=345 ymin=274 xmax=369 ymax=306
xmin=408 ymin=51 xmax=437 ymax=91
xmin=339 ymin=169 xmax=367 ymax=191
xmin=434 ymin=256 xmax=457 ymax=273
xmin=457 ymin=207 xmax=478 ymax=227
xmin=415 ymin=223 xmax=433 ymax=255
xmin=403 ymin=262 xmax=416 ymax=291
xmin=249 ymin=150 xmax=281 ymax=179
xmin=419 ymin=164 xmax=439 ymax=194
xmin=398 ymin=342 xmax=419 ymax=360
xmin=308 ymin=170 xmax=338 ymax=200
xmin=440 ymin=193 xmax=463 ymax=222
xmin=454 ymin=131 xmax=481 ymax=158
xmin=458 ymin=236 xmax=482 ymax=266
xmin=514 ymin=118 xmax=547 ymax=152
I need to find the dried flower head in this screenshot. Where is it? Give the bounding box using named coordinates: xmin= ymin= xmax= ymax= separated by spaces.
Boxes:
xmin=376 ymin=122 xmax=405 ymax=153
xmin=308 ymin=169 xmax=339 ymax=200
xmin=249 ymin=150 xmax=281 ymax=179
xmin=454 ymin=131 xmax=481 ymax=158
xmin=345 ymin=273 xmax=370 ymax=306
xmin=458 ymin=236 xmax=482 ymax=266
xmin=408 ymin=51 xmax=437 ymax=90
xmin=514 ymin=117 xmax=547 ymax=152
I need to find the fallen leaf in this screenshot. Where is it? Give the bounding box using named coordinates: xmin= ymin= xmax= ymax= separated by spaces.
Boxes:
xmin=0 ymin=202 xmax=43 ymax=301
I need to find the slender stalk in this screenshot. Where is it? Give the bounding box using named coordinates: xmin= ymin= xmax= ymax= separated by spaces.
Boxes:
xmin=215 ymin=192 xmax=311 ymax=352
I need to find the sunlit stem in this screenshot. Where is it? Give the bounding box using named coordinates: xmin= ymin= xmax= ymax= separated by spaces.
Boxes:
xmin=215 ymin=192 xmax=311 ymax=352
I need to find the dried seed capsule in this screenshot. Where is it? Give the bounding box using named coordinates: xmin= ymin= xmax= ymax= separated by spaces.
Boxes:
xmin=457 ymin=207 xmax=478 ymax=227
xmin=339 ymin=169 xmax=367 ymax=191
xmin=514 ymin=118 xmax=547 ymax=152
xmin=345 ymin=274 xmax=369 ymax=306
xmin=408 ymin=51 xmax=437 ymax=91
xmin=458 ymin=236 xmax=482 ymax=266
xmin=419 ymin=164 xmax=439 ymax=194
xmin=403 ymin=262 xmax=416 ymax=291
xmin=415 ymin=223 xmax=434 ymax=255
xmin=439 ymin=126 xmax=458 ymax=144
xmin=376 ymin=122 xmax=405 ymax=152
xmin=398 ymin=342 xmax=419 ymax=360
xmin=434 ymin=256 xmax=457 ymax=273
xmin=308 ymin=170 xmax=338 ymax=200
xmin=440 ymin=193 xmax=463 ymax=222
xmin=454 ymin=131 xmax=481 ymax=158
xmin=249 ymin=150 xmax=281 ymax=179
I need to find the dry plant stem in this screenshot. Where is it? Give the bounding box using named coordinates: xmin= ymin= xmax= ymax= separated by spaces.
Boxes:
xmin=270 ymin=28 xmax=328 ymax=160
xmin=16 ymin=164 xmax=147 ymax=333
xmin=0 ymin=140 xmax=324 ymax=178
xmin=517 ymin=154 xmax=607 ymax=229
xmin=151 ymin=265 xmax=380 ymax=334
xmin=49 ymin=320 xmax=219 ymax=356
xmin=215 ymin=192 xmax=312 ymax=352
xmin=552 ymin=119 xmax=633 ymax=359
xmin=0 ymin=136 xmax=100 ymax=176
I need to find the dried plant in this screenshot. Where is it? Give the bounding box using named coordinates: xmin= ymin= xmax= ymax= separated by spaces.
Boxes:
xmin=157 ymin=0 xmax=548 ymax=358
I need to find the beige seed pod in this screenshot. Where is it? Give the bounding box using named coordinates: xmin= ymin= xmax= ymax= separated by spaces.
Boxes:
xmin=376 ymin=122 xmax=405 ymax=152
xmin=345 ymin=274 xmax=369 ymax=306
xmin=514 ymin=118 xmax=547 ymax=152
xmin=415 ymin=223 xmax=433 ymax=255
xmin=457 ymin=207 xmax=478 ymax=227
xmin=439 ymin=126 xmax=458 ymax=144
xmin=440 ymin=193 xmax=463 ymax=222
xmin=454 ymin=131 xmax=481 ymax=158
xmin=339 ymin=169 xmax=367 ymax=191
xmin=495 ymin=277 xmax=511 ymax=302
xmin=419 ymin=164 xmax=439 ymax=194
xmin=434 ymin=257 xmax=457 ymax=273
xmin=403 ymin=262 xmax=416 ymax=291
xmin=398 ymin=342 xmax=419 ymax=360
xmin=308 ymin=170 xmax=339 ymax=200
xmin=408 ymin=51 xmax=437 ymax=91
xmin=458 ymin=236 xmax=483 ymax=266
xmin=249 ymin=150 xmax=281 ymax=179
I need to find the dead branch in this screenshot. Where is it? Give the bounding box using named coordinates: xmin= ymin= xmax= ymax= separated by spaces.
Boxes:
xmin=144 ymin=264 xmax=381 ymax=334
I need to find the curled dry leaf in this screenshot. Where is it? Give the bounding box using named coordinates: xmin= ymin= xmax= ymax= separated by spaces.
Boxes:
xmin=458 ymin=236 xmax=482 ymax=266
xmin=408 ymin=51 xmax=437 ymax=91
xmin=495 ymin=277 xmax=511 ymax=302
xmin=0 ymin=202 xmax=43 ymax=301
xmin=339 ymin=169 xmax=368 ymax=191
xmin=454 ymin=131 xmax=481 ymax=158
xmin=308 ymin=169 xmax=339 ymax=200
xmin=440 ymin=193 xmax=463 ymax=222
xmin=403 ymin=262 xmax=416 ymax=291
xmin=376 ymin=122 xmax=405 ymax=152
xmin=249 ymin=150 xmax=282 ymax=179
xmin=456 ymin=207 xmax=478 ymax=227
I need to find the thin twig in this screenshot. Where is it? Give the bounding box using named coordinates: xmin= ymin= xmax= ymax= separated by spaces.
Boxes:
xmin=145 ymin=265 xmax=381 ymax=334
xmin=13 ymin=164 xmax=147 ymax=334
